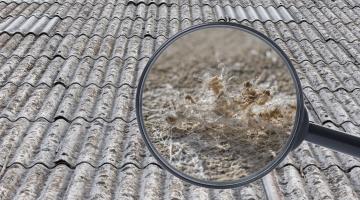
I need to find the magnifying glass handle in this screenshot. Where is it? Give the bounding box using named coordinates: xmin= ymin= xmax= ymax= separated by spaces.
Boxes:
xmin=305 ymin=122 xmax=360 ymax=157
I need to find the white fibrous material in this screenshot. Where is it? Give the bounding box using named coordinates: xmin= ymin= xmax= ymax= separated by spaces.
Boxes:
xmin=143 ymin=28 xmax=297 ymax=181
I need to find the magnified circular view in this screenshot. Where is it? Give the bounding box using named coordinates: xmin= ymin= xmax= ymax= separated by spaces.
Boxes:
xmin=141 ymin=26 xmax=298 ymax=183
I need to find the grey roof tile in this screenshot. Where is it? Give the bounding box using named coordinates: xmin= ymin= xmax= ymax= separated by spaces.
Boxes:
xmin=1 ymin=0 xmax=116 ymax=5
xmin=326 ymin=0 xmax=349 ymax=8
xmin=0 ymin=56 xmax=150 ymax=88
xmin=284 ymin=139 xmax=360 ymax=171
xmin=0 ymin=118 xmax=152 ymax=168
xmin=311 ymin=21 xmax=332 ymax=41
xmin=0 ymin=83 xmax=135 ymax=122
xmin=31 ymin=11 xmax=195 ymax=37
xmin=296 ymin=61 xmax=360 ymax=92
xmin=296 ymin=6 xmax=319 ymax=23
xmin=0 ymin=109 xmax=359 ymax=198
xmin=0 ymin=16 xmax=60 ymax=34
xmin=344 ymin=0 xmax=359 ymax=7
xmin=252 ymin=0 xmax=279 ymax=7
xmin=215 ymin=5 xmax=294 ymax=22
xmin=345 ymin=22 xmax=360 ymax=40
xmin=273 ymin=22 xmax=317 ymax=42
xmin=0 ymin=163 xmax=265 ymax=199
xmin=0 ymin=33 xmax=160 ymax=60
xmin=276 ymin=110 xmax=360 ymax=171
xmin=1 ymin=1 xmax=360 ymax=199
xmin=7 ymin=4 xmax=359 ymax=46
xmin=311 ymin=20 xmax=360 ymax=43
xmin=304 ymin=87 xmax=360 ymax=126
xmin=320 ymin=6 xmax=342 ymax=24
xmin=0 ymin=2 xmax=220 ymax=21
xmin=288 ymin=6 xmax=306 ymax=22
xmin=310 ymin=6 xmax=331 ymax=24
xmin=324 ymin=22 xmax=357 ymax=42
xmin=339 ymin=40 xmax=360 ymax=63
xmin=273 ymin=165 xmax=360 ymax=199
xmin=256 ymin=21 xmax=303 ymax=39
xmin=0 ymin=3 xmax=103 ymax=19
xmin=287 ymin=4 xmax=360 ymax=25
xmin=341 ymin=6 xmax=360 ymax=24
xmin=274 ymin=39 xmax=352 ymax=64
xmin=352 ymin=6 xmax=360 ymax=19
xmin=332 ymin=6 xmax=353 ymax=24
xmin=0 ymin=14 xmax=331 ymax=94
xmin=270 ymin=0 xmax=287 ymax=7
xmin=0 ymin=98 xmax=359 ymax=199
xmin=0 ymin=19 xmax=349 ymax=90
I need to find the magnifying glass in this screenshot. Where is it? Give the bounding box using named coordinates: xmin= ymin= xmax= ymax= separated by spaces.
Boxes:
xmin=136 ymin=22 xmax=360 ymax=189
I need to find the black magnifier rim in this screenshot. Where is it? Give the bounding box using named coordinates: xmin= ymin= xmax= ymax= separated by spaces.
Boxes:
xmin=136 ymin=22 xmax=304 ymax=189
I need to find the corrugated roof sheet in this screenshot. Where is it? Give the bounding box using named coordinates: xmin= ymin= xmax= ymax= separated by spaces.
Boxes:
xmin=1 ymin=0 xmax=360 ymax=199
xmin=0 ymin=84 xmax=136 ymax=121
xmin=0 ymin=163 xmax=266 ymax=199
xmin=0 ymin=56 xmax=147 ymax=87
xmin=214 ymin=5 xmax=294 ymax=22
xmin=0 ymin=3 xmax=214 ymax=21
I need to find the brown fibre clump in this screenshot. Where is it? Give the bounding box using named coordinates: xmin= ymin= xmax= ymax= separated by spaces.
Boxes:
xmin=142 ymin=27 xmax=297 ymax=182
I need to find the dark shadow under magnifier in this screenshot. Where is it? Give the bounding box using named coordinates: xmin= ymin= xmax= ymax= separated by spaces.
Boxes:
xmin=136 ymin=22 xmax=360 ymax=189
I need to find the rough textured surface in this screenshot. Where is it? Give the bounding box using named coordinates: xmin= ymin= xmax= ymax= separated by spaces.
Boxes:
xmin=0 ymin=163 xmax=266 ymax=200
xmin=143 ymin=27 xmax=297 ymax=181
xmin=0 ymin=0 xmax=360 ymax=199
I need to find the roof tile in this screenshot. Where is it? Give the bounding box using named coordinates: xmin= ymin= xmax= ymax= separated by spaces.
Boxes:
xmin=0 ymin=83 xmax=135 ymax=121
xmin=215 ymin=5 xmax=295 ymax=22
xmin=0 ymin=1 xmax=360 ymax=199
xmin=275 ymin=165 xmax=360 ymax=200
xmin=0 ymin=163 xmax=265 ymax=199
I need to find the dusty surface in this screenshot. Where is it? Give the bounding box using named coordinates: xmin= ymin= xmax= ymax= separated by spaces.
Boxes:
xmin=142 ymin=27 xmax=297 ymax=182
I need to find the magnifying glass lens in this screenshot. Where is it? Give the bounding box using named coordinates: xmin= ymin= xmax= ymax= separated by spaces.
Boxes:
xmin=141 ymin=26 xmax=297 ymax=183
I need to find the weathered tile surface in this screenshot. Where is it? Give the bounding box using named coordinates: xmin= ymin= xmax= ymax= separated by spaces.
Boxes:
xmin=0 ymin=163 xmax=265 ymax=199
xmin=0 ymin=0 xmax=360 ymax=199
